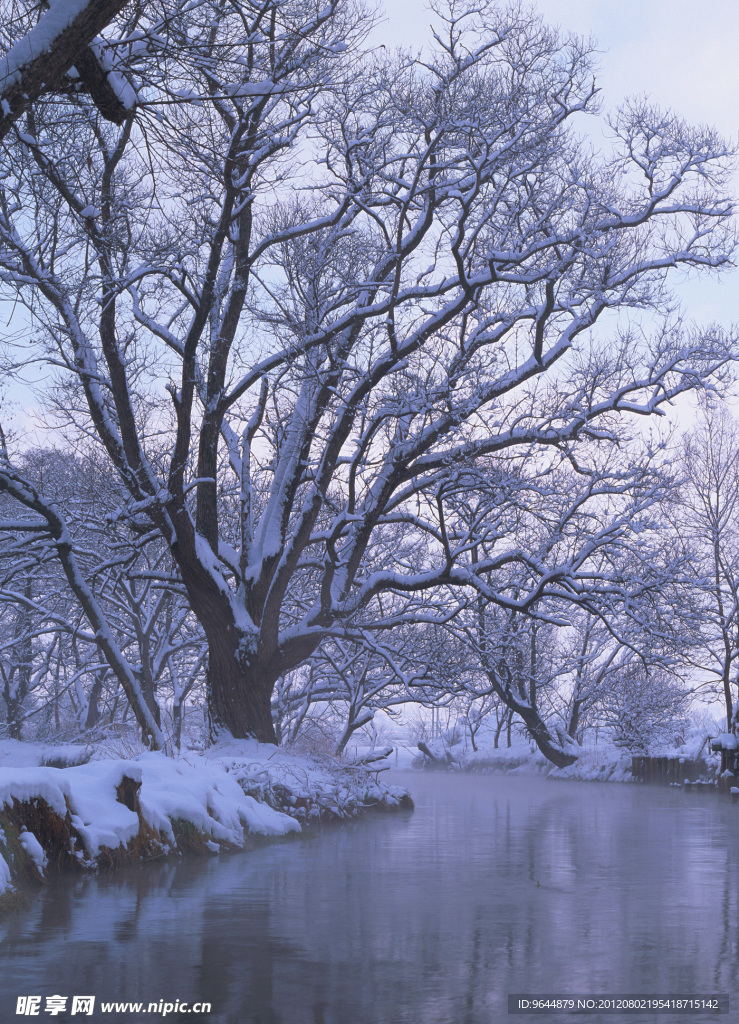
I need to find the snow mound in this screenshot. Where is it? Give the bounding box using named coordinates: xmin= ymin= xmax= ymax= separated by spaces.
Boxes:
xmin=18 ymin=830 xmax=47 ymax=872
xmin=205 ymin=738 xmax=412 ymax=821
xmin=0 ymin=740 xmax=90 ymax=768
xmin=0 ymin=751 xmax=299 ymax=870
xmin=0 ymin=852 xmax=11 ymax=894
xmin=66 ymin=761 xmax=143 ymax=855
xmin=0 ymin=760 xmax=141 ymax=857
xmin=0 ymin=741 xmax=410 ymax=898
xmin=135 ymin=752 xmax=299 ymax=843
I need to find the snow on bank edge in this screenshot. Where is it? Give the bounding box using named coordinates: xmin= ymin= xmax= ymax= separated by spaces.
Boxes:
xmin=0 ymin=750 xmax=298 ymax=895
xmin=206 ymin=737 xmax=411 ymax=821
xmin=0 ymin=741 xmax=411 ymax=897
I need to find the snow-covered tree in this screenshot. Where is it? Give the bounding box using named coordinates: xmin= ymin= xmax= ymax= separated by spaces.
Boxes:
xmin=596 ymin=664 xmax=691 ymax=754
xmin=0 ymin=447 xmax=204 ymax=744
xmin=0 ymin=0 xmax=736 ymax=743
xmin=440 ymin=438 xmax=692 ymax=765
xmin=555 ymin=610 xmax=639 ymax=743
xmin=674 ymin=403 xmax=739 ymax=729
xmin=272 ymin=636 xmax=416 ymax=756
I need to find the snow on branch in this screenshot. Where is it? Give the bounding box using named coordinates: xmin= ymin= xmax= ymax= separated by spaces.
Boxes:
xmin=0 ymin=0 xmax=133 ymax=140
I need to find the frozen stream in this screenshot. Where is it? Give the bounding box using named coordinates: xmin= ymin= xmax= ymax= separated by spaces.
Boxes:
xmin=1 ymin=771 xmax=738 ymax=1023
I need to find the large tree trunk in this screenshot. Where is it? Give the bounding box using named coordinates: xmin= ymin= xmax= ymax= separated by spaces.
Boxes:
xmin=205 ymin=635 xmax=277 ymax=744
xmin=173 ymin=534 xmax=278 ymax=743
xmin=179 ymin=560 xmax=322 ymax=744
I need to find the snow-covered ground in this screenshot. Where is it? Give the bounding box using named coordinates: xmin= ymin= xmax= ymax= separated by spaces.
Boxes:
xmin=392 ymin=719 xmax=720 ymax=784
xmin=0 ymin=739 xmax=411 ymax=899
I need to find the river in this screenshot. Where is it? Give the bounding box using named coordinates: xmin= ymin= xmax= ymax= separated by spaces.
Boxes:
xmin=1 ymin=771 xmax=737 ymax=1023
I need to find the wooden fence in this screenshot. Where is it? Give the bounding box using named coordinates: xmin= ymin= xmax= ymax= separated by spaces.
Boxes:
xmin=630 ymin=756 xmax=704 ymax=785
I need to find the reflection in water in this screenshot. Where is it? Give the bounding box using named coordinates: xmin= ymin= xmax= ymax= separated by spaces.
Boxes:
xmin=0 ymin=772 xmax=737 ymax=1023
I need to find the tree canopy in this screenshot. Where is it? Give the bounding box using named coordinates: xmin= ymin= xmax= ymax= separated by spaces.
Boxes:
xmin=0 ymin=0 xmax=736 ymax=751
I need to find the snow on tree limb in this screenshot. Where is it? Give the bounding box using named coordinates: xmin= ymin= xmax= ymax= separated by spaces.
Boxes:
xmin=0 ymin=0 xmax=133 ymax=140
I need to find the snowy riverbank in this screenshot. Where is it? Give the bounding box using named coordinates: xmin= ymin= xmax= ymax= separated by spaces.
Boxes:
xmin=0 ymin=739 xmax=412 ymax=903
xmin=406 ymin=728 xmax=718 ymax=784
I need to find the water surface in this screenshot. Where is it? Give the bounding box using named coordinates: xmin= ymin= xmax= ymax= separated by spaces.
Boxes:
xmin=1 ymin=771 xmax=737 ymax=1023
